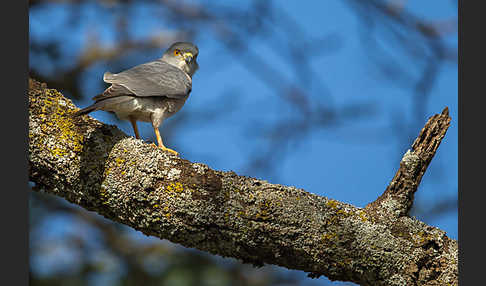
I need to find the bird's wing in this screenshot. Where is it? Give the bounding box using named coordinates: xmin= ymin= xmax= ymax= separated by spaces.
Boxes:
xmin=103 ymin=60 xmax=192 ymax=99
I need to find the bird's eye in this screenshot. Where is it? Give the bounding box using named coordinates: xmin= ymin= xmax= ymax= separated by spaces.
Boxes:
xmin=174 ymin=49 xmax=181 ymax=56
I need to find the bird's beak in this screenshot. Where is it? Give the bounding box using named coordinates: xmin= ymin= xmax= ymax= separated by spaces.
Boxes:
xmin=183 ymin=52 xmax=194 ymax=63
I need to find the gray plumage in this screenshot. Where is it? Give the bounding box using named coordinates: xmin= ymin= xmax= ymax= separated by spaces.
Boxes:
xmin=101 ymin=60 xmax=192 ymax=99
xmin=74 ymin=42 xmax=199 ymax=155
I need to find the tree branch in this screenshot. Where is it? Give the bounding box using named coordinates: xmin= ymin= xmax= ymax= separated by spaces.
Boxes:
xmin=28 ymin=78 xmax=457 ymax=285
xmin=366 ymin=107 xmax=452 ymax=218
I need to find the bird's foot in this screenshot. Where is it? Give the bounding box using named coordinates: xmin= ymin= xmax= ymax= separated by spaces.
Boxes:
xmin=161 ymin=147 xmax=179 ymax=156
xmin=150 ymin=143 xmax=178 ymax=156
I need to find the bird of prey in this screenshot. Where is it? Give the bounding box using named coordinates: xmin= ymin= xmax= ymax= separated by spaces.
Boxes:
xmin=74 ymin=42 xmax=199 ymax=156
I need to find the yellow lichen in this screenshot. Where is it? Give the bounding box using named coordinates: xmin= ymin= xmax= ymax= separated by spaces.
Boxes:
xmin=103 ymin=156 xmax=127 ymax=177
xmin=35 ymin=89 xmax=85 ymax=158
xmin=104 ymin=166 xmax=113 ymax=177
xmin=162 ymin=206 xmax=171 ymax=219
xmin=253 ymin=200 xmax=273 ymax=220
xmin=100 ymin=187 xmax=106 ymax=196
xmin=166 ymin=182 xmax=184 ymax=193
xmin=414 ymin=230 xmax=435 ymax=246
xmin=357 ymin=210 xmax=368 ymax=222
xmin=326 ymin=200 xmax=338 ymax=209
xmin=336 ymin=209 xmax=352 ymax=217
xmin=321 ymin=232 xmax=337 ymax=243
xmin=115 ymin=157 xmax=125 ymax=166
xmin=325 ymin=215 xmax=339 ymax=226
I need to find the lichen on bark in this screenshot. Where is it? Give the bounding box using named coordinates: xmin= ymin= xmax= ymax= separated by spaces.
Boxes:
xmin=28 ymin=78 xmax=457 ymax=286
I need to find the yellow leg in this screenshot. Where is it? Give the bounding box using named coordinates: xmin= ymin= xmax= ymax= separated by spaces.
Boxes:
xmin=154 ymin=128 xmax=178 ymax=156
xmin=129 ymin=117 xmax=140 ymax=139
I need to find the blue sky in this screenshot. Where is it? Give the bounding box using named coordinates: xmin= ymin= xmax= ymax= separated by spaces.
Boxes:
xmin=30 ymin=1 xmax=457 ymax=284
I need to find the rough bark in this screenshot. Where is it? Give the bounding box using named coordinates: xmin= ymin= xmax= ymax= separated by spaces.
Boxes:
xmin=28 ymin=78 xmax=457 ymax=286
xmin=366 ymin=107 xmax=452 ymax=218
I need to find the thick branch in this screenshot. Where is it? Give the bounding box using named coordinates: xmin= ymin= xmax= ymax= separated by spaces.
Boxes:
xmin=28 ymin=78 xmax=457 ymax=285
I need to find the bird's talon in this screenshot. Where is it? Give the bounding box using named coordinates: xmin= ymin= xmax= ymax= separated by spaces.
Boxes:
xmin=162 ymin=147 xmax=179 ymax=156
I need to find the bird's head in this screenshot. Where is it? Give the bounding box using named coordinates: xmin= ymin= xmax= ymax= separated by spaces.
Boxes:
xmin=162 ymin=42 xmax=199 ymax=77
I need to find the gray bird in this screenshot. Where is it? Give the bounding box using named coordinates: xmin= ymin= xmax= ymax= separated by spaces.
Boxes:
xmin=74 ymin=42 xmax=199 ymax=156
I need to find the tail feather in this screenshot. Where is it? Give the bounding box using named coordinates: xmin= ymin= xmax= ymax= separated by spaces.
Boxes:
xmin=73 ymin=95 xmax=133 ymax=117
xmin=103 ymin=72 xmax=115 ymax=81
xmin=72 ymin=104 xmax=98 ymax=117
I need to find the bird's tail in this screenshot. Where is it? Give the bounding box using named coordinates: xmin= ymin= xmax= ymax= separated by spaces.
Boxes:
xmin=72 ymin=104 xmax=99 ymax=117
xmin=103 ymin=72 xmax=115 ymax=81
